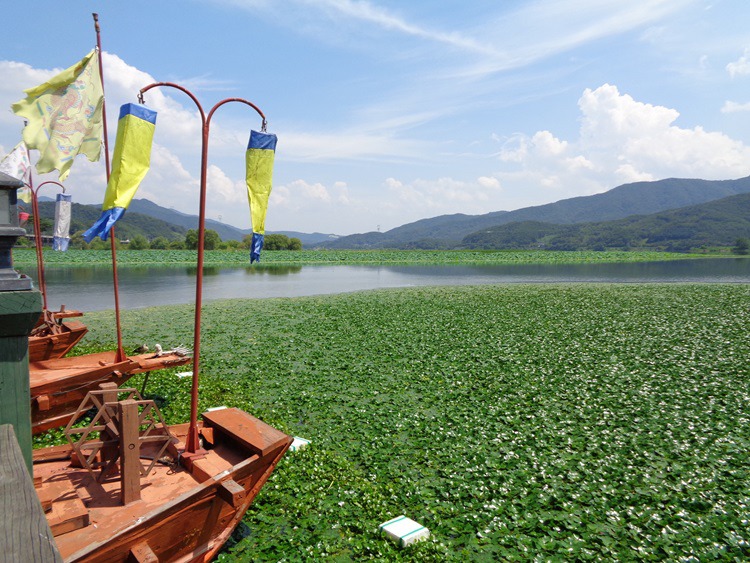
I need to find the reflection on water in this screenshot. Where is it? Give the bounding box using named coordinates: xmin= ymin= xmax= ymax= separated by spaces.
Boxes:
xmin=26 ymin=258 xmax=750 ymax=312
xmin=244 ymin=265 xmax=303 ymax=276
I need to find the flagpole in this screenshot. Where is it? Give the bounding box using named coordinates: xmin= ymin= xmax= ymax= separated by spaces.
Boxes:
xmin=93 ymin=12 xmax=126 ymax=362
xmin=30 ymin=181 xmax=66 ymax=312
xmin=22 ymin=141 xmax=48 ymax=310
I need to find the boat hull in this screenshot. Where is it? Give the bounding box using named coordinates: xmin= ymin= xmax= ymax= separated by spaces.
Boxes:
xmin=34 ymin=408 xmax=292 ymax=562
xmin=29 ymin=320 xmax=88 ymax=362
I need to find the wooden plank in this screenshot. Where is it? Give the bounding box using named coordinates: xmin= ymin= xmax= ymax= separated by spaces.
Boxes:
xmin=0 ymin=424 xmax=62 ymax=562
xmin=119 ymin=399 xmax=141 ymax=505
xmin=202 ymin=407 xmax=290 ymax=457
xmin=45 ymin=491 xmax=89 ymax=536
xmin=128 ymin=541 xmax=159 ymax=562
xmin=218 ymin=479 xmax=247 ymax=508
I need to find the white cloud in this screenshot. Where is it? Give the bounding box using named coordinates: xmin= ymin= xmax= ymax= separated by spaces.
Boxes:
xmin=721 ymin=100 xmax=750 ymax=113
xmin=494 ymin=83 xmax=750 ymax=202
xmin=477 ymin=176 xmax=500 ymax=189
xmin=727 ymin=48 xmax=750 ymax=78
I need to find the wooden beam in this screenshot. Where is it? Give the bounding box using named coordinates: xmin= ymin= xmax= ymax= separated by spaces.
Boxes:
xmin=0 ymin=424 xmax=62 ymax=562
xmin=119 ymin=399 xmax=141 ymax=505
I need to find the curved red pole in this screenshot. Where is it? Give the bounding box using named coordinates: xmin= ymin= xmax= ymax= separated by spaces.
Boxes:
xmin=29 ymin=180 xmax=66 ymax=310
xmin=138 ymin=83 xmax=266 ymax=454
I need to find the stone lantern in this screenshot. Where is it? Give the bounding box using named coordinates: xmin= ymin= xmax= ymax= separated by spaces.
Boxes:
xmin=0 ymin=171 xmax=33 ymax=290
xmin=0 ymin=170 xmax=42 ymax=473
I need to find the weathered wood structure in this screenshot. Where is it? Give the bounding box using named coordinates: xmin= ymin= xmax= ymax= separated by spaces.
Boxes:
xmin=28 ymin=307 xmax=88 ymax=362
xmin=29 ymin=348 xmax=192 ymax=435
xmin=0 ymin=424 xmax=62 ymax=562
xmin=32 ymin=387 xmax=291 ymax=562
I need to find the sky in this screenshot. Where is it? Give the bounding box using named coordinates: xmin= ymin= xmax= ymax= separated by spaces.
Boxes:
xmin=2 ymin=1 xmax=750 ymax=236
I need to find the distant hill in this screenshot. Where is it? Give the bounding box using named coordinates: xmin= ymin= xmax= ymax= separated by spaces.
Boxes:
xmin=34 ymin=198 xmax=338 ymax=246
xmin=36 ymin=201 xmax=188 ymax=241
xmin=462 ymin=192 xmax=750 ymax=252
xmin=319 ymin=176 xmax=750 ymax=249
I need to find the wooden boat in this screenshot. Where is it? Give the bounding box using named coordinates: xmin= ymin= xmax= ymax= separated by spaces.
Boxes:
xmin=33 ymin=387 xmax=292 ymax=562
xmin=24 ymin=20 xmax=291 ymax=560
xmin=28 ymin=306 xmax=88 ymax=362
xmin=30 ymin=348 xmax=192 ymax=435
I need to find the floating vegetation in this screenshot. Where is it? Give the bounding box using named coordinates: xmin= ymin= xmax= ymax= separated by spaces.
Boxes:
xmin=12 ymin=248 xmax=708 ymax=268
xmin=39 ymin=284 xmax=750 ymax=560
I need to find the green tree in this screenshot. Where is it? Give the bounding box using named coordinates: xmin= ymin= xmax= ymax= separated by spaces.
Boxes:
xmin=185 ymin=228 xmax=221 ymax=250
xmin=89 ymin=238 xmax=109 ymax=250
xmin=288 ymin=237 xmax=302 ymax=250
xmin=185 ymin=229 xmax=199 ymax=250
xmin=204 ymin=229 xmax=221 ymax=250
xmin=264 ymin=234 xmax=291 ymax=250
xmin=150 ymin=236 xmax=169 ymax=250
xmin=733 ymin=237 xmax=750 ymax=255
xmin=168 ymin=239 xmax=186 ymax=250
xmin=220 ymin=239 xmax=242 ymax=250
xmin=128 ymin=234 xmax=150 ymax=250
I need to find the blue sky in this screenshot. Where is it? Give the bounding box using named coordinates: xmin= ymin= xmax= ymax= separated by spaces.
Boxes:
xmin=2 ymin=1 xmax=750 ymax=235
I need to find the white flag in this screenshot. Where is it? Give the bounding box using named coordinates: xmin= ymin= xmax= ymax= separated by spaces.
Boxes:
xmin=0 ymin=141 xmax=31 ymax=183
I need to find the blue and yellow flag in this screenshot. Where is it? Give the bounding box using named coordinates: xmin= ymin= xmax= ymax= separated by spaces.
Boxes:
xmin=83 ymin=103 xmax=157 ymax=242
xmin=246 ymin=130 xmax=277 ymax=263
xmin=12 ymin=50 xmax=104 ymax=181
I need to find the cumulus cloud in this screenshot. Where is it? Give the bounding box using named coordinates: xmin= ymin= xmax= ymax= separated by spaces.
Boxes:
xmin=496 ymin=83 xmax=750 ymax=201
xmin=726 ymin=48 xmax=750 ymax=78
xmin=721 ymin=100 xmax=750 ymax=113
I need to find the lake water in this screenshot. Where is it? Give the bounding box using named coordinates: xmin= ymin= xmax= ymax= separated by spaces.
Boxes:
xmin=31 ymin=259 xmax=750 ymax=312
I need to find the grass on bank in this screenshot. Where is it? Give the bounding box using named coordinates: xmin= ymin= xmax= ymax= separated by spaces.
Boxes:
xmin=36 ymin=283 xmax=750 ymax=561
xmin=11 ymin=248 xmax=714 ymax=268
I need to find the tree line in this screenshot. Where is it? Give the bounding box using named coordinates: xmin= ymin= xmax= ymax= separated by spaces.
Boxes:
xmin=18 ymin=220 xmax=302 ymax=251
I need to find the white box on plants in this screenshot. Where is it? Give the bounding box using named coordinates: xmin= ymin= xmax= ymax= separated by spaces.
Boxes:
xmin=379 ymin=515 xmax=429 ymax=547
xmin=290 ymin=437 xmax=310 ymax=451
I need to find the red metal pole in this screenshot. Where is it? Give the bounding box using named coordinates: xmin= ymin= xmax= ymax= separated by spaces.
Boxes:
xmin=138 ymin=83 xmax=266 ymax=454
xmin=30 ymin=181 xmax=66 ymax=311
xmin=93 ymin=13 xmax=125 ymax=362
xmin=30 ymin=191 xmax=46 ymax=310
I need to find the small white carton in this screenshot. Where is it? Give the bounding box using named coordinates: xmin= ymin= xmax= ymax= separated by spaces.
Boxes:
xmin=379 ymin=515 xmax=429 ymax=547
xmin=290 ymin=437 xmax=310 ymax=452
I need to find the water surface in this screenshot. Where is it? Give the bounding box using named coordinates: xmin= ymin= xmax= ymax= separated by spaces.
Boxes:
xmin=33 ymin=259 xmax=750 ymax=312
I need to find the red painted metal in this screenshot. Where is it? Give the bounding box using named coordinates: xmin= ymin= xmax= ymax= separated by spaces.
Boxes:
xmin=29 ymin=180 xmax=66 ymax=310
xmin=138 ymin=82 xmax=267 ymax=453
xmin=93 ymin=13 xmax=125 ymax=363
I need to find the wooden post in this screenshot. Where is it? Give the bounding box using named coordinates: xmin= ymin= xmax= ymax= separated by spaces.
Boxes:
xmin=0 ymin=424 xmax=62 ymax=562
xmin=118 ymin=399 xmax=141 ymax=504
xmin=0 ymin=290 xmax=43 ymax=474
xmin=99 ymin=382 xmax=119 ymax=479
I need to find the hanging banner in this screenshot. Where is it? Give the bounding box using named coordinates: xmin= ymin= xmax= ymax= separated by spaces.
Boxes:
xmin=53 ymin=193 xmax=72 ymax=251
xmin=245 ymin=130 xmax=277 ymax=263
xmin=83 ymin=103 xmax=157 ymax=242
xmin=11 ymin=49 xmax=104 ymax=181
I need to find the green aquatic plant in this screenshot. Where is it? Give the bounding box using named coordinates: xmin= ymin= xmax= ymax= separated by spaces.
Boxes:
xmin=38 ymin=284 xmax=750 ymax=561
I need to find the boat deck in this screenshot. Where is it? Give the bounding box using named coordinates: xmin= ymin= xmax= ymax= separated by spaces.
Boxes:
xmin=33 ymin=408 xmax=291 ymax=562
xmin=29 ymin=351 xmax=193 ymax=435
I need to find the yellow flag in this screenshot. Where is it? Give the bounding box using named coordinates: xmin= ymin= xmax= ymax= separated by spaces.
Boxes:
xmin=12 ymin=49 xmax=104 ymax=181
xmin=245 ymin=130 xmax=277 ymax=263
xmin=83 ymin=103 xmax=157 ymax=242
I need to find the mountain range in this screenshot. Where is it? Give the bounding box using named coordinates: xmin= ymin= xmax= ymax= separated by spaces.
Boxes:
xmin=319 ymin=176 xmax=750 ymax=249
xmin=34 ymin=175 xmax=750 ymax=251
xmin=35 ymin=198 xmax=337 ymax=246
